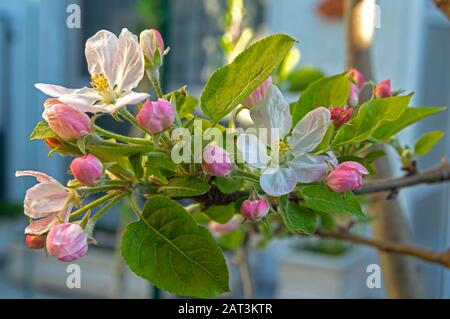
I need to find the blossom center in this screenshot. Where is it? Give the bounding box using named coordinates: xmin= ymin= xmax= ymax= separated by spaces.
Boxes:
xmin=91 ymin=73 xmax=115 ymax=103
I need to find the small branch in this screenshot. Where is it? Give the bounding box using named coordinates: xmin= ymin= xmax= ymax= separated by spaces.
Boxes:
xmin=356 ymin=160 xmax=450 ymax=195
xmin=235 ymin=233 xmax=254 ymax=299
xmin=316 ymin=229 xmax=450 ymax=268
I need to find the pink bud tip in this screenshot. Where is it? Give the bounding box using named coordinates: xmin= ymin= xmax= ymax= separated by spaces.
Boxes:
xmin=46 ymin=223 xmax=88 ymax=262
xmin=374 ymin=79 xmax=392 ymax=99
xmin=136 ymin=99 xmax=175 ymax=134
xmin=70 ymin=154 xmax=103 ymax=186
xmin=348 ymin=69 xmax=365 ymax=90
xmin=25 ymin=234 xmax=46 ymax=250
xmin=348 ymin=83 xmax=360 ymax=107
xmin=44 ymin=103 xmax=92 ymax=140
xmin=140 ymin=29 xmax=165 ymax=65
xmin=330 ymin=107 xmax=353 ymax=128
xmin=201 ymin=145 xmax=233 ymax=177
xmin=240 ymin=199 xmax=270 ymax=222
xmin=243 ymin=77 xmax=272 ymax=106
xmin=326 ymin=161 xmax=369 ymax=193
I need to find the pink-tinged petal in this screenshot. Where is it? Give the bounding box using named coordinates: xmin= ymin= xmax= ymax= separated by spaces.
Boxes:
xmin=336 ymin=161 xmax=369 ymax=175
xmin=34 ymin=83 xmax=77 ymax=97
xmin=114 ymin=91 xmax=149 ymax=109
xmin=260 ymin=166 xmax=297 ymax=196
xmin=250 ymin=85 xmax=292 ymax=143
xmin=16 ymin=170 xmax=62 ymax=186
xmin=289 ymin=153 xmax=337 ymax=183
xmin=24 ymin=183 xmax=71 ymax=218
xmin=236 ymin=133 xmax=270 ymax=169
xmin=85 ymin=30 xmax=118 ymax=82
xmin=57 ymin=88 xmax=102 ymax=113
xmin=112 ymin=28 xmax=145 ymax=91
xmin=290 ymin=107 xmax=331 ymax=156
xmin=25 ymin=206 xmax=71 ymax=236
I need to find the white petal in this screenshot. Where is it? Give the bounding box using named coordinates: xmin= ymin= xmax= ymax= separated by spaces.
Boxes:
xmin=85 ymin=30 xmax=119 ymax=81
xmin=112 ymin=28 xmax=145 ymax=92
xmin=260 ymin=166 xmax=297 ymax=196
xmin=24 ymin=183 xmax=71 ymax=219
xmin=34 ymin=83 xmax=77 ymax=97
xmin=250 ymin=85 xmax=292 ymax=142
xmin=58 ymin=88 xmax=103 ymax=113
xmin=288 ymin=153 xmax=337 ymax=183
xmin=25 ymin=205 xmax=71 ymax=235
xmin=16 ymin=170 xmax=62 ymax=186
xmin=289 ymin=107 xmax=331 ymax=156
xmin=237 ymin=133 xmax=270 ymax=169
xmin=114 ymin=91 xmax=149 ymax=109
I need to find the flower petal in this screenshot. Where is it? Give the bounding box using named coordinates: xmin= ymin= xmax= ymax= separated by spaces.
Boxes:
xmin=114 ymin=91 xmax=149 ymax=109
xmin=288 ymin=153 xmax=337 ymax=183
xmin=85 ymin=30 xmax=118 ymax=81
xmin=16 ymin=170 xmax=62 ymax=186
xmin=260 ymin=166 xmax=297 ymax=196
xmin=237 ymin=133 xmax=270 ymax=169
xmin=289 ymin=107 xmax=331 ymax=156
xmin=112 ymin=28 xmax=145 ymax=92
xmin=34 ymin=83 xmax=77 ymax=97
xmin=25 ymin=205 xmax=71 ymax=235
xmin=250 ymin=85 xmax=292 ymax=142
xmin=58 ymin=88 xmax=103 ymax=113
xmin=24 ymin=183 xmax=71 ymax=219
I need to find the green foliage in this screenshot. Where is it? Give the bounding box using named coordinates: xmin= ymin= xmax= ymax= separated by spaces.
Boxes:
xmin=201 ymin=34 xmax=296 ymax=122
xmin=160 ymin=176 xmax=211 ymax=197
xmin=414 ymin=131 xmax=445 ymax=156
xmin=332 ymin=94 xmax=413 ymax=147
xmin=373 ymin=106 xmax=446 ymax=141
xmin=287 ymin=66 xmax=325 ymax=93
xmin=292 ymin=73 xmax=350 ymax=126
xmin=298 ymin=185 xmax=364 ymax=217
xmin=215 ymin=175 xmax=245 ymax=194
xmin=279 ymin=201 xmax=318 ymax=234
xmin=205 ymin=203 xmax=236 ymax=223
xmin=122 ymin=196 xmax=229 ymax=298
xmin=218 ymin=229 xmax=245 ymax=250
xmin=29 ymin=121 xmax=57 ymax=140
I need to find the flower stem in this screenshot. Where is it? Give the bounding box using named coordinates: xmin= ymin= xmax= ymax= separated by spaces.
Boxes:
xmin=147 ymin=69 xmax=163 ymax=98
xmin=119 ymin=108 xmax=153 ymax=136
xmin=70 ymin=192 xmax=124 ymax=219
xmin=128 ymin=194 xmax=144 ymax=219
xmin=90 ymin=192 xmax=128 ymax=224
xmin=94 ymin=125 xmax=151 ymax=146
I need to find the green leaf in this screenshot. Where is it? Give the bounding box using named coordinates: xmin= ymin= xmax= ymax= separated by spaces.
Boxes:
xmin=216 ymin=175 xmax=245 ymax=194
xmin=299 ymin=185 xmax=364 ymax=217
xmin=30 ymin=121 xmax=57 ymax=140
xmin=205 ymin=204 xmax=236 ymax=224
xmin=160 ymin=176 xmax=211 ymax=197
xmin=145 ymin=154 xmax=177 ymax=172
xmin=373 ymin=106 xmax=446 ymax=141
xmin=178 ymin=96 xmax=199 ymax=118
xmin=200 ymin=34 xmax=296 ymax=122
xmin=279 ymin=202 xmax=318 ymax=234
xmin=88 ymin=144 xmax=154 ymax=157
xmin=332 ymin=94 xmax=413 ymax=147
xmin=218 ymin=230 xmax=244 ymax=250
xmin=129 ymin=154 xmax=144 ymax=178
xmin=414 ymin=131 xmax=445 ymax=156
xmin=122 ymin=196 xmax=229 ymax=298
xmin=292 ymin=73 xmax=350 ymax=126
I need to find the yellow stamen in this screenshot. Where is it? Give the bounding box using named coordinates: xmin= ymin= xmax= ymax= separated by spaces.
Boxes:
xmin=90 ymin=73 xmax=110 ymax=93
xmin=277 ymin=140 xmax=291 ymax=153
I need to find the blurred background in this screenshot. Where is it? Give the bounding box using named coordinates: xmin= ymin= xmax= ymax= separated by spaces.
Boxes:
xmin=0 ymin=0 xmax=449 ymax=298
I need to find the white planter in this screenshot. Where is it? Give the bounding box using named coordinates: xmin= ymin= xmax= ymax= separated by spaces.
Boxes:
xmin=275 ymin=239 xmax=385 ymax=299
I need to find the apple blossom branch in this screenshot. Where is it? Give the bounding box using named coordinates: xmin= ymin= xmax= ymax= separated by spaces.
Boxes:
xmin=355 ymin=159 xmax=450 ymax=195
xmin=315 ymin=228 xmax=450 ymax=268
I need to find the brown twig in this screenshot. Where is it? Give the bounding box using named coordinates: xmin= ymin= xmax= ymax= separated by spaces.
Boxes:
xmin=316 ymin=229 xmax=450 ymax=268
xmin=355 ymin=160 xmax=450 ymax=195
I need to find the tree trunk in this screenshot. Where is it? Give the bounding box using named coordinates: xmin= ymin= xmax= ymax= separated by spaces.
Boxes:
xmin=344 ymin=0 xmax=423 ymax=298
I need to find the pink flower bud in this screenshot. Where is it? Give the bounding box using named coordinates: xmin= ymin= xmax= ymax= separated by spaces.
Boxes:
xmin=201 ymin=145 xmax=233 ymax=176
xmin=240 ymin=199 xmax=270 ymax=222
xmin=326 ymin=161 xmax=369 ymax=193
xmin=140 ymin=29 xmax=165 ymax=66
xmin=44 ymin=103 xmax=92 ymax=140
xmin=46 ymin=223 xmax=88 ymax=262
xmin=330 ymin=107 xmax=353 ymax=128
xmin=348 ymin=69 xmax=365 ymax=90
xmin=348 ymin=83 xmax=359 ymax=107
xmin=374 ymin=79 xmax=392 ymax=99
xmin=136 ymin=99 xmax=175 ymax=134
xmin=70 ymin=154 xmax=103 ymax=186
xmin=209 ymin=216 xmax=240 ymax=236
xmin=243 ymin=77 xmax=272 ymax=106
xmin=25 ymin=234 xmax=46 ymax=249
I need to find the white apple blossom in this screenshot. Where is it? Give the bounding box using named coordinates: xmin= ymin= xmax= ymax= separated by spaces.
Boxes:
xmin=237 ymin=85 xmax=337 ymax=196
xmin=35 ymin=28 xmax=148 ymax=114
